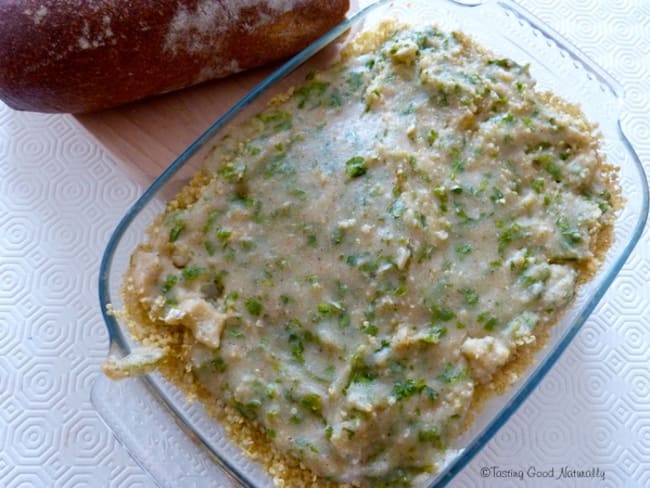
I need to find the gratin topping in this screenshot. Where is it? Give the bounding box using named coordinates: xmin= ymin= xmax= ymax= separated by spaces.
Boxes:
xmin=106 ymin=23 xmax=615 ymax=487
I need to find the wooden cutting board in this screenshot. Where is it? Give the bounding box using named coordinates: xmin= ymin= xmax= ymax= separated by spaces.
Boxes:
xmin=74 ymin=64 xmax=276 ymax=182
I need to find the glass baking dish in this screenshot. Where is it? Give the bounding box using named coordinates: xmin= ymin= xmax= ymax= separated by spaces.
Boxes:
xmin=92 ymin=0 xmax=649 ymax=486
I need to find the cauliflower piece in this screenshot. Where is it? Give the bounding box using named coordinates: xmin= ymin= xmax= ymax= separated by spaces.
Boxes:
xmin=130 ymin=249 xmax=162 ymax=300
xmin=164 ymin=297 xmax=230 ymax=349
xmin=103 ymin=346 xmax=167 ymax=380
xmin=461 ymin=336 xmax=511 ymax=384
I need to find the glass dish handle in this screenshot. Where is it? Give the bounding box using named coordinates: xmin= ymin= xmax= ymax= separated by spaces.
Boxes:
xmin=92 ymin=375 xmax=241 ymax=488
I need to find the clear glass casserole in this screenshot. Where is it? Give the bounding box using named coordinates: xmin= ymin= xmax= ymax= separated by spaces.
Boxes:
xmin=93 ymin=1 xmax=649 ymax=487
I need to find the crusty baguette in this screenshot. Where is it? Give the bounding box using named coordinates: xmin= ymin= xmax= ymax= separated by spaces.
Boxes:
xmin=0 ymin=0 xmax=349 ymax=113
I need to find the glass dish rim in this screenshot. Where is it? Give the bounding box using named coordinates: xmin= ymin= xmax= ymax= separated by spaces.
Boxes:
xmin=97 ymin=0 xmax=649 ymax=486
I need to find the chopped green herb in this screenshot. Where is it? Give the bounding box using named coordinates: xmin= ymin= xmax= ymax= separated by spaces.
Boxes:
xmin=438 ymin=363 xmax=466 ymax=384
xmin=211 ymin=272 xmax=226 ymax=297
xmin=477 ymin=312 xmax=500 ymax=331
xmin=389 ymin=195 xmax=406 ymax=218
xmin=362 ymin=323 xmax=378 ymax=336
xmin=531 ymin=178 xmax=545 ymax=193
xmin=227 ymin=326 xmax=245 ymax=339
xmin=425 ymin=386 xmax=439 ymax=402
xmin=295 ymin=81 xmax=330 ymax=109
xmin=246 ymin=144 xmax=261 ymax=156
xmin=484 ymin=317 xmax=500 ymax=330
xmin=317 ymin=302 xmax=342 ymax=315
xmin=433 ymin=185 xmax=448 ymax=212
xmin=262 ymin=153 xmax=294 ymax=179
xmin=204 ymin=240 xmax=216 ymax=256
xmin=331 ymin=227 xmax=345 ymax=245
xmin=487 ymin=58 xmax=514 ymax=69
xmin=260 ymin=111 xmax=292 ymax=131
xmin=544 ymin=161 xmax=562 ymax=181
xmin=161 ymin=274 xmax=177 ymax=294
xmin=233 ymin=400 xmax=259 ymax=420
xmin=216 ymin=228 xmax=232 ymax=242
xmin=417 ymin=243 xmax=435 ymax=263
xmin=524 ymin=141 xmax=551 ymax=154
xmin=169 ymin=221 xmax=185 ymax=242
xmin=346 ymin=252 xmax=380 ymax=278
xmin=202 ymin=209 xmax=222 ymax=234
xmin=557 ymin=216 xmax=582 ymax=244
xmin=451 ymin=157 xmax=465 ymax=178
xmin=345 ymin=156 xmax=367 ymax=177
xmin=455 ymin=243 xmax=472 ymax=255
xmin=426 ymin=324 xmax=448 ymax=343
xmin=392 ymin=379 xmax=427 ymax=400
xmin=212 ymin=357 xmax=227 ymax=373
xmin=245 ymin=297 xmax=263 ymax=317
xmin=490 ymin=187 xmax=504 ymax=203
xmin=394 ymin=284 xmax=408 ymax=297
xmin=182 ymin=266 xmax=206 ymax=281
xmin=532 ymin=153 xmax=562 ymax=180
xmin=239 ymin=239 xmax=256 ymax=252
xmin=418 ymin=427 xmax=441 ymax=443
xmin=431 ymin=305 xmax=456 ymax=322
xmin=347 ymin=360 xmax=377 ymax=388
xmin=223 ymin=245 xmax=236 ymax=262
xmin=335 ymin=280 xmax=348 ymax=297
xmin=597 ymin=190 xmax=612 ymax=212
xmin=328 ymin=89 xmax=343 ymax=107
xmin=289 ymin=414 xmax=303 ymax=425
xmin=503 ymin=112 xmax=516 ymax=125
xmin=461 ymin=287 xmax=479 ymax=305
xmin=289 ymin=335 xmax=305 ymax=364
xmin=289 ymin=188 xmax=307 ymax=200
xmin=217 ymin=161 xmax=246 ymax=181
xmin=300 ymin=393 xmax=322 ymax=414
xmin=306 ymin=234 xmax=318 ymax=247
xmin=346 ymin=71 xmax=364 ymax=90
xmin=498 ymin=222 xmax=530 ymax=254
xmin=338 ymin=311 xmax=351 ymax=328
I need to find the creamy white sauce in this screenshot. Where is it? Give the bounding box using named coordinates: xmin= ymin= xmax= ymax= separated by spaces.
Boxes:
xmin=117 ymin=23 xmax=614 ymax=487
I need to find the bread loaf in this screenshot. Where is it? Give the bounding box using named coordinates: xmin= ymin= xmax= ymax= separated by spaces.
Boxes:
xmin=0 ymin=0 xmax=349 ymax=113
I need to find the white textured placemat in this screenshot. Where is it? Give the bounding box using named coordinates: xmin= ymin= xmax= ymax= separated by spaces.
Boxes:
xmin=0 ymin=1 xmax=647 ymax=487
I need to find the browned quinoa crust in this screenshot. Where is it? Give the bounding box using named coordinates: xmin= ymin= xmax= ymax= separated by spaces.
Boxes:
xmin=114 ymin=26 xmax=621 ymax=488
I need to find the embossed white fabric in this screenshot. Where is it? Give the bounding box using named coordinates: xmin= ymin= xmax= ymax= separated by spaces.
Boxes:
xmin=0 ymin=1 xmax=647 ymax=487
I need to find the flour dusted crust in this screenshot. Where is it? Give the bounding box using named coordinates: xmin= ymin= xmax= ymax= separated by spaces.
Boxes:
xmin=105 ymin=21 xmax=620 ymax=487
xmin=0 ymin=0 xmax=349 ymax=113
